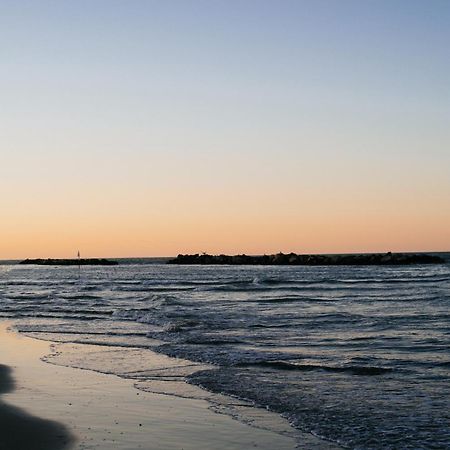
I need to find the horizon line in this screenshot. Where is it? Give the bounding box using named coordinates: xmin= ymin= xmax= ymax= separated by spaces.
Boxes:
xmin=2 ymin=249 xmax=450 ymax=261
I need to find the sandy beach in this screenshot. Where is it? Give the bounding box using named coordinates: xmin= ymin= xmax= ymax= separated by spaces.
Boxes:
xmin=0 ymin=322 xmax=328 ymax=450
xmin=0 ymin=363 xmax=72 ymax=450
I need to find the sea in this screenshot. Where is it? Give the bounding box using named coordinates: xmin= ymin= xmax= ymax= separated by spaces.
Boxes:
xmin=1 ymin=255 xmax=449 ymax=449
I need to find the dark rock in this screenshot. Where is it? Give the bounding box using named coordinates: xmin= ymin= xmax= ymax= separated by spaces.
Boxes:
xmin=19 ymin=258 xmax=118 ymax=266
xmin=167 ymin=252 xmax=444 ymax=266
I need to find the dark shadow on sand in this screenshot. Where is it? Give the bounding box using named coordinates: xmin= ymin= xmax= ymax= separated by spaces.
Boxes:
xmin=0 ymin=364 xmax=74 ymax=450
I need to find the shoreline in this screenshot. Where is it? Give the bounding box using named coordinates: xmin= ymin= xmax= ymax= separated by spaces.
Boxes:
xmin=0 ymin=321 xmax=336 ymax=449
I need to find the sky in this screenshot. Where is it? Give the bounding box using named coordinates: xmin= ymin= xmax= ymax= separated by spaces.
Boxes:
xmin=1 ymin=0 xmax=449 ymax=258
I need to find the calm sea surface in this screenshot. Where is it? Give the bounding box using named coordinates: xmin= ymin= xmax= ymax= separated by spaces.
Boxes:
xmin=1 ymin=256 xmax=449 ymax=449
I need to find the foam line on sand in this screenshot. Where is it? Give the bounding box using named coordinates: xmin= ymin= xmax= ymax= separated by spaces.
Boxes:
xmin=0 ymin=322 xmax=308 ymax=449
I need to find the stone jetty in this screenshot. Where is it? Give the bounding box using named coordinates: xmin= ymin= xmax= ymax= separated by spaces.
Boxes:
xmin=168 ymin=252 xmax=444 ymax=266
xmin=19 ymin=258 xmax=118 ymax=266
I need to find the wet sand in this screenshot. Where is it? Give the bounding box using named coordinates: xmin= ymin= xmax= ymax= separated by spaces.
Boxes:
xmin=0 ymin=322 xmax=308 ymax=450
xmin=0 ymin=364 xmax=73 ymax=450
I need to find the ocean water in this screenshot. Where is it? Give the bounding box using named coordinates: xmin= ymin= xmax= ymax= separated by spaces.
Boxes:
xmin=0 ymin=256 xmax=449 ymax=449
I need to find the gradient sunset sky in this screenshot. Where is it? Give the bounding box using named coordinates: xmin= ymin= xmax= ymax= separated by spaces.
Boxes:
xmin=1 ymin=0 xmax=449 ymax=258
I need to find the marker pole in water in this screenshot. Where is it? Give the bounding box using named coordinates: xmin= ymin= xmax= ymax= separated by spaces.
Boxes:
xmin=77 ymin=250 xmax=81 ymax=279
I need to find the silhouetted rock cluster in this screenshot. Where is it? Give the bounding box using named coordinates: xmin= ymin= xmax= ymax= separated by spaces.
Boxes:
xmin=19 ymin=258 xmax=118 ymax=266
xmin=168 ymin=252 xmax=444 ymax=266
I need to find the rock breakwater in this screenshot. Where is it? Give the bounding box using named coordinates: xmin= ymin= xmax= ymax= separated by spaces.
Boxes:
xmin=168 ymin=252 xmax=444 ymax=266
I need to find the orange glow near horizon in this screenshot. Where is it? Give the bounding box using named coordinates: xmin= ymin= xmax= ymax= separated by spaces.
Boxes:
xmin=1 ymin=145 xmax=449 ymax=259
xmin=2 ymin=184 xmax=449 ymax=259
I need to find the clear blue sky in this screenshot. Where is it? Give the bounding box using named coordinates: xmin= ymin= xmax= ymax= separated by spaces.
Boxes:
xmin=1 ymin=1 xmax=449 ymax=257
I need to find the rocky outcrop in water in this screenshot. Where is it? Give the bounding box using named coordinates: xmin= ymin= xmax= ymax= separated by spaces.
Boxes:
xmin=168 ymin=252 xmax=444 ymax=266
xmin=19 ymin=258 xmax=118 ymax=266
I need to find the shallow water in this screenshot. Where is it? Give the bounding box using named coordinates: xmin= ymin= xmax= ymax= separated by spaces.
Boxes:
xmin=1 ymin=257 xmax=449 ymax=449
